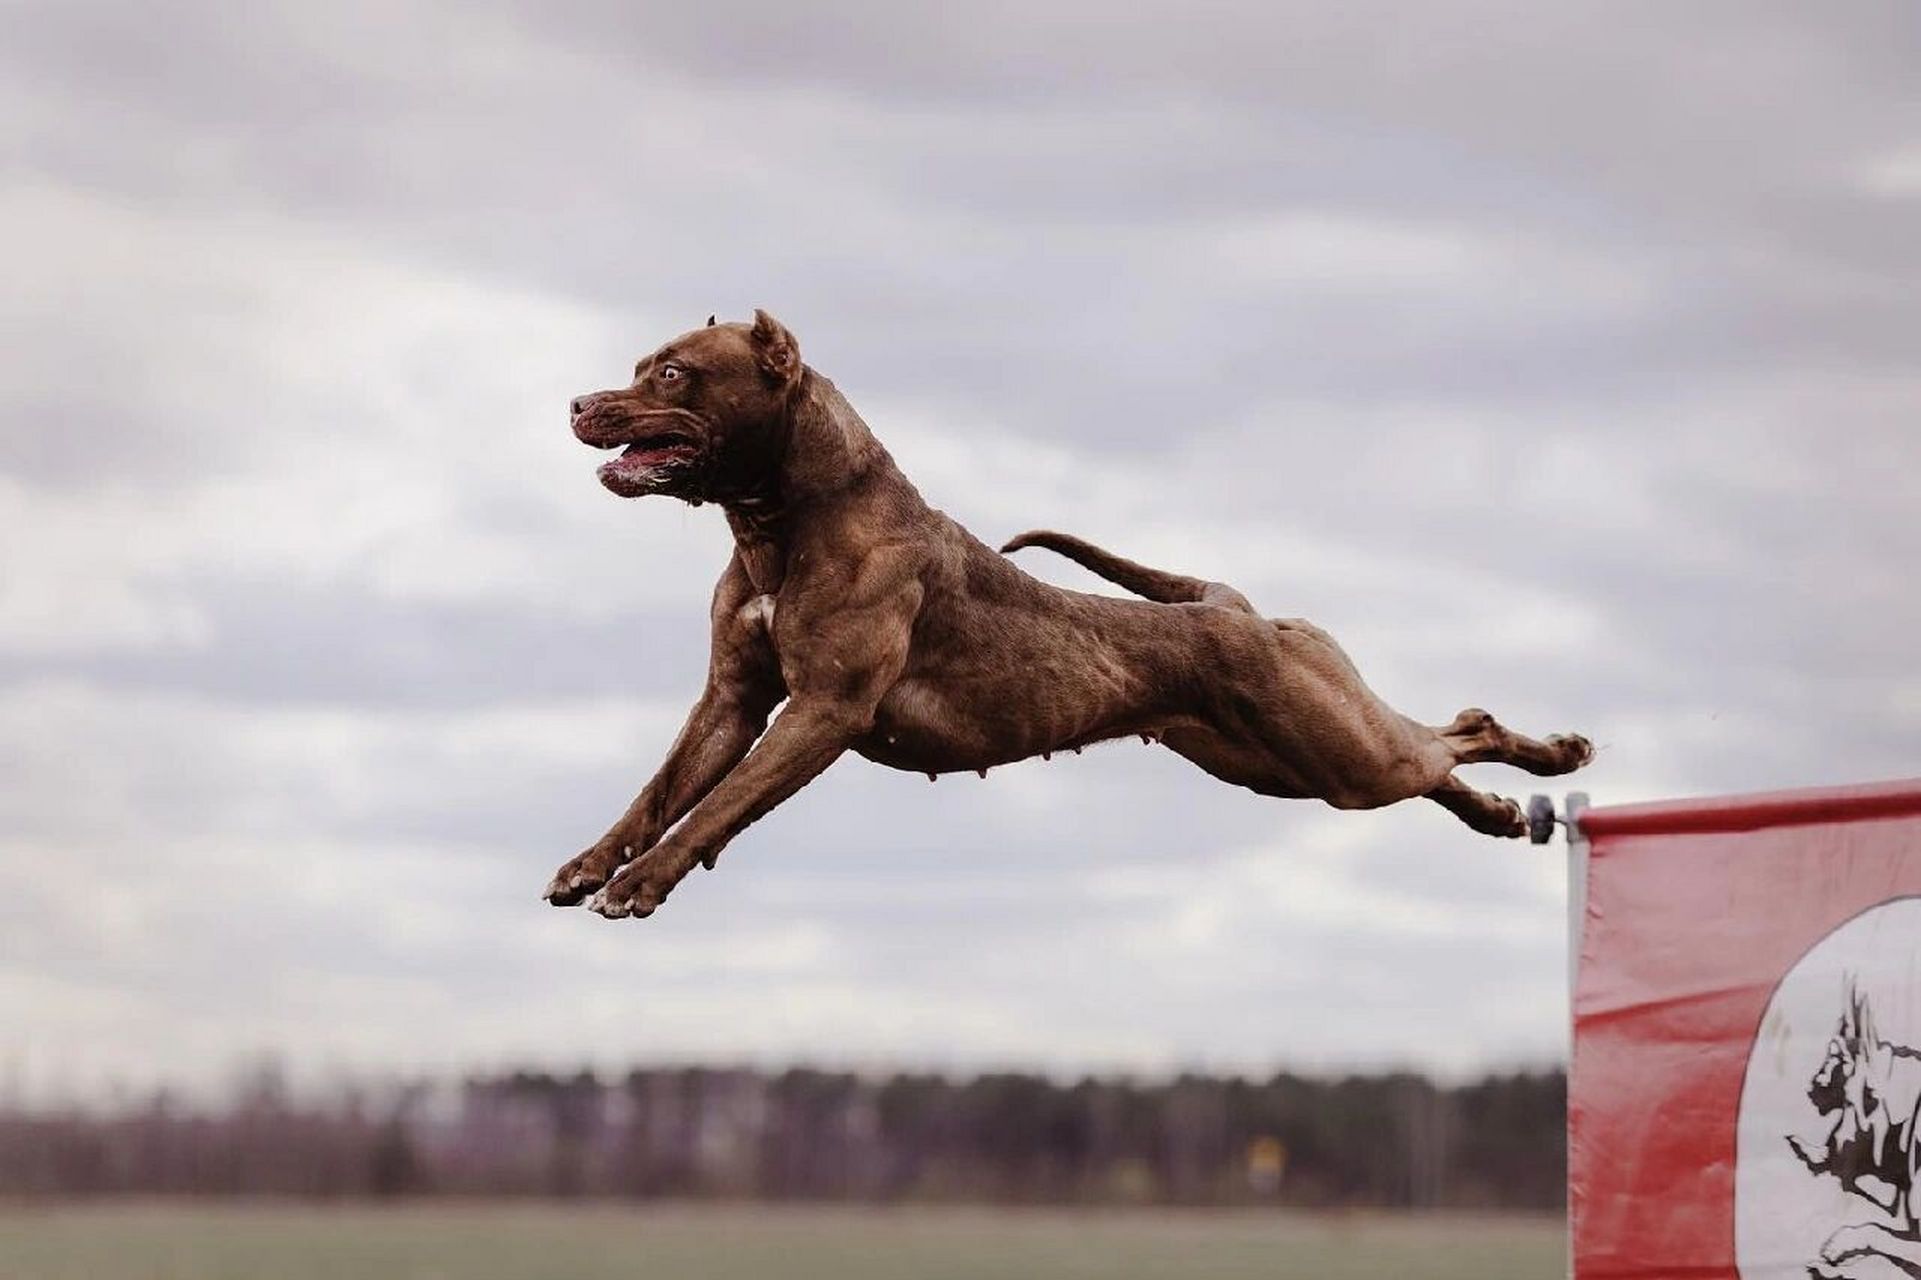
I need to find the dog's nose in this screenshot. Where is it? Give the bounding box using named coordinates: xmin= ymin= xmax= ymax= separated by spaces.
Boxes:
xmin=570 ymin=395 xmax=593 ymax=419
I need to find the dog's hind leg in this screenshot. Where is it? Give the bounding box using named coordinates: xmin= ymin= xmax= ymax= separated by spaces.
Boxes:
xmin=1161 ymin=724 xmax=1312 ymax=799
xmin=1425 ymin=773 xmax=1528 ymax=837
xmin=1436 ymin=708 xmax=1593 ymax=777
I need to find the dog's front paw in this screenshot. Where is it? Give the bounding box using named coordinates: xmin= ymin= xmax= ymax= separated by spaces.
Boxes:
xmin=543 ymin=840 xmax=633 ymax=906
xmin=588 ymin=855 xmax=691 ymax=920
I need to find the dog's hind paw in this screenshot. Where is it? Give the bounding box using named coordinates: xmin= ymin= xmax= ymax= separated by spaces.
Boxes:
xmin=1547 ymin=734 xmax=1595 ymax=772
xmin=1490 ymin=796 xmax=1528 ymax=838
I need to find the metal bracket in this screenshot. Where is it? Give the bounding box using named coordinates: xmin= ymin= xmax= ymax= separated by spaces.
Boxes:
xmin=1526 ymin=791 xmax=1590 ymax=845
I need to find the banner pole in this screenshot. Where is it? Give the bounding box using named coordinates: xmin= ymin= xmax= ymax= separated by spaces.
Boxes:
xmin=1563 ymin=790 xmax=1588 ymax=1280
xmin=1566 ymin=791 xmax=1589 ymax=1009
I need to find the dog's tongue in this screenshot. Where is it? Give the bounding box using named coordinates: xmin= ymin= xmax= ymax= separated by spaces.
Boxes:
xmin=599 ymin=452 xmax=651 ymax=485
xmin=598 ymin=442 xmax=683 ymax=486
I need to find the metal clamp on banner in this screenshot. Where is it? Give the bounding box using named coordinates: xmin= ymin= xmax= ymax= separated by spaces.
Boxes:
xmin=1526 ymin=791 xmax=1589 ymax=846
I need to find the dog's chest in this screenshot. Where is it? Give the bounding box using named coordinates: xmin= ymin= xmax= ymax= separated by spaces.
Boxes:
xmin=729 ymin=591 xmax=983 ymax=770
xmin=738 ymin=594 xmax=779 ymax=653
xmin=729 ymin=519 xmax=787 ymax=597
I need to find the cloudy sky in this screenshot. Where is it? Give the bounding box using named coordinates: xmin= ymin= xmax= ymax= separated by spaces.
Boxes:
xmin=4 ymin=1 xmax=1918 ymax=1101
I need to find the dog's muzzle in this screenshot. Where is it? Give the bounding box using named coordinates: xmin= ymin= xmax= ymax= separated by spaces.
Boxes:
xmin=570 ymin=395 xmax=705 ymax=496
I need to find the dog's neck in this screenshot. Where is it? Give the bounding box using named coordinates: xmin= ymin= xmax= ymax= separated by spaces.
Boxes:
xmin=721 ymin=369 xmax=900 ymax=596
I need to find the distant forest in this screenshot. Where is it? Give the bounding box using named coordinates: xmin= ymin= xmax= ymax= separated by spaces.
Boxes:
xmin=0 ymin=1065 xmax=1565 ymax=1210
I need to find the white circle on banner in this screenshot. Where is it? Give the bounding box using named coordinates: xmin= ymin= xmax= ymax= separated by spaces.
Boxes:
xmin=1736 ymin=897 xmax=1921 ymax=1278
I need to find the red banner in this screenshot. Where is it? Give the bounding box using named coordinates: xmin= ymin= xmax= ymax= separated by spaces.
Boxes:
xmin=1572 ymin=779 xmax=1921 ymax=1279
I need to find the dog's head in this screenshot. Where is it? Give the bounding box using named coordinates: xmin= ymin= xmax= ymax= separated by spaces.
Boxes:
xmin=569 ymin=310 xmax=802 ymax=501
xmin=1793 ymin=978 xmax=1896 ymax=1188
xmin=1808 ymin=981 xmax=1878 ymax=1120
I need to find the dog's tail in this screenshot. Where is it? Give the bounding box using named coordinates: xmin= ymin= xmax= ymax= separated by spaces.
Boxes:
xmin=999 ymin=529 xmax=1252 ymax=610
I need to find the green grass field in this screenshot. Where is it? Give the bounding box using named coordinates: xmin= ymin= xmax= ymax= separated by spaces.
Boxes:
xmin=0 ymin=1203 xmax=1564 ymax=1280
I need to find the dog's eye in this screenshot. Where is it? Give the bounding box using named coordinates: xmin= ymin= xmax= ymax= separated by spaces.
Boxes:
xmin=657 ymin=364 xmax=683 ymax=383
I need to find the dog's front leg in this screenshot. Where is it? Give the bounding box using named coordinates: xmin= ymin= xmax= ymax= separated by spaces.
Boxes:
xmin=589 ymin=556 xmax=923 ymax=919
xmin=543 ymin=685 xmax=776 ymax=905
xmin=546 ymin=571 xmax=786 ymax=906
xmin=585 ymin=697 xmax=864 ymax=918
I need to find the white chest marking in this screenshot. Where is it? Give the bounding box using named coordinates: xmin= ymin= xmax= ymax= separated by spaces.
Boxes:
xmin=738 ymin=594 xmax=776 ymax=633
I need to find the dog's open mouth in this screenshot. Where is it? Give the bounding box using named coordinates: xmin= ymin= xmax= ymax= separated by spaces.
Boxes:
xmin=596 ymin=432 xmax=701 ymax=495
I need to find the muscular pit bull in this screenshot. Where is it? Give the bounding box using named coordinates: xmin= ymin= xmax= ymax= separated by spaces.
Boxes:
xmin=547 ymin=311 xmax=1592 ymax=919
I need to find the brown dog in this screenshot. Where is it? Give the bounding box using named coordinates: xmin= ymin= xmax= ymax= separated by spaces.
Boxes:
xmin=547 ymin=311 xmax=1592 ymax=919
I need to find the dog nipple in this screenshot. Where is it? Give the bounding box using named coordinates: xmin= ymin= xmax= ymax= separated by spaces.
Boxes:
xmin=1042 ymin=751 xmax=1051 ymax=761
xmin=976 ymin=768 xmax=988 ymax=779
xmin=926 ymin=772 xmax=937 ymax=782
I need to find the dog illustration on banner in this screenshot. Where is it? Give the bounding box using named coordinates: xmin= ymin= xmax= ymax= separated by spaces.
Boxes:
xmin=1790 ymin=977 xmax=1921 ymax=1278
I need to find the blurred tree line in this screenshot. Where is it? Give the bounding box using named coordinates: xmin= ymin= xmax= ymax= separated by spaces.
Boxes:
xmin=0 ymin=1065 xmax=1563 ymax=1209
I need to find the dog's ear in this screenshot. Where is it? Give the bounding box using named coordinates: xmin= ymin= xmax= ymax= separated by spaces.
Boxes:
xmin=1852 ymin=980 xmax=1877 ymax=1051
xmin=706 ymin=314 xmax=717 ymax=327
xmin=750 ymin=308 xmax=800 ymax=385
